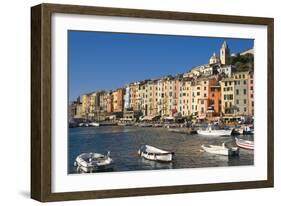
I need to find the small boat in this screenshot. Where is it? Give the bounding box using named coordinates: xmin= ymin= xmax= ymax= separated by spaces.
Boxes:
xmin=233 ymin=125 xmax=254 ymax=135
xmin=74 ymin=152 xmax=113 ymax=172
xmin=235 ymin=138 xmax=254 ymax=150
xmin=197 ymin=124 xmax=232 ymax=136
xmin=89 ymin=122 xmax=100 ymax=127
xmin=201 ymin=143 xmax=239 ymax=156
xmin=138 ymin=145 xmax=174 ymax=162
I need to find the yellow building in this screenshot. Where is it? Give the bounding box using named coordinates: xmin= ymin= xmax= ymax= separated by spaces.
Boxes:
xmin=233 ymin=71 xmax=251 ymax=116
xmin=81 ymin=94 xmax=89 ymax=118
xmin=88 ymin=92 xmax=99 ymax=118
xmin=156 ymin=78 xmax=165 ymax=116
xmin=138 ymin=81 xmax=146 ymax=116
xmin=163 ymin=77 xmax=172 ymax=116
xmin=146 ymin=80 xmax=158 ymax=116
xmin=177 ymin=77 xmax=192 ymax=117
xmin=129 ymin=82 xmax=140 ymax=112
xmin=221 ymin=77 xmax=235 ymax=115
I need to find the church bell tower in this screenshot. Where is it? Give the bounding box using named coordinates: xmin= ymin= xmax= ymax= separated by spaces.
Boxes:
xmin=220 ymin=40 xmax=230 ymax=65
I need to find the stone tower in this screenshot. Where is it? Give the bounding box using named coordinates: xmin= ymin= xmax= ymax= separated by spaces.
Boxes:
xmin=220 ymin=40 xmax=230 ymax=65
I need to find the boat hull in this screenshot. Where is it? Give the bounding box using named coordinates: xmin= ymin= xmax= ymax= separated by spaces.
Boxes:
xmin=235 ymin=138 xmax=254 ymax=150
xmin=139 ymin=152 xmax=173 ymax=162
xmin=77 ymin=163 xmax=113 ymax=173
xmin=74 ymin=152 xmax=113 ymax=172
xmin=197 ymin=129 xmax=232 ymax=136
xmin=201 ymin=145 xmax=239 ymax=156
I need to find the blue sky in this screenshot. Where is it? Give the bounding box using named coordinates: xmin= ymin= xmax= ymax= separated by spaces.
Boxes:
xmin=68 ymin=31 xmax=254 ymax=101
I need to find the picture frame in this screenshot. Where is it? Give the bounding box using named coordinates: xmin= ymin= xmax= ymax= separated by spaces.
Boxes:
xmin=31 ymin=3 xmax=274 ymax=202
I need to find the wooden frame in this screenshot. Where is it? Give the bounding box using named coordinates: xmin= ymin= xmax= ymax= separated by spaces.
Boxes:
xmin=31 ymin=3 xmax=274 ymax=202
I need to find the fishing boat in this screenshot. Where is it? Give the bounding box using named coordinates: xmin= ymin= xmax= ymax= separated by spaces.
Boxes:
xmin=235 ymin=138 xmax=254 ymax=150
xmin=201 ymin=143 xmax=239 ymax=156
xmin=197 ymin=124 xmax=232 ymax=136
xmin=74 ymin=152 xmax=113 ymax=172
xmin=138 ymin=145 xmax=174 ymax=162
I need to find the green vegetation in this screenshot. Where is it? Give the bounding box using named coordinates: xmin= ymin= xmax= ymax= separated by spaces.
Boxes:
xmin=230 ymin=53 xmax=254 ymax=72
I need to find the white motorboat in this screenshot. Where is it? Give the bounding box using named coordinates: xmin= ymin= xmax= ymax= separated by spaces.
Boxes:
xmin=89 ymin=122 xmax=100 ymax=127
xmin=74 ymin=152 xmax=113 ymax=172
xmin=235 ymin=138 xmax=254 ymax=150
xmin=197 ymin=124 xmax=232 ymax=136
xmin=233 ymin=125 xmax=254 ymax=135
xmin=138 ymin=145 xmax=174 ymax=162
xmin=201 ymin=143 xmax=239 ymax=156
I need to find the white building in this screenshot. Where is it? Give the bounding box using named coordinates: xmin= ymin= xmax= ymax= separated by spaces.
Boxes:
xmin=217 ymin=65 xmax=234 ymax=77
xmin=123 ymin=86 xmax=130 ymax=110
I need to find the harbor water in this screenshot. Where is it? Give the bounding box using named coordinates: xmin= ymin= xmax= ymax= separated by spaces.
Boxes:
xmin=68 ymin=126 xmax=254 ymax=174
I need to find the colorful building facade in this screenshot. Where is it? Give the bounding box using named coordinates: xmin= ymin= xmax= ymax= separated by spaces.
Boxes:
xmin=112 ymin=88 xmax=124 ymax=113
xmin=70 ymin=41 xmax=254 ymax=122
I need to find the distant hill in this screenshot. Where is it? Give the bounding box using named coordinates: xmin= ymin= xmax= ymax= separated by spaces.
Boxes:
xmin=230 ymin=53 xmax=254 ymax=72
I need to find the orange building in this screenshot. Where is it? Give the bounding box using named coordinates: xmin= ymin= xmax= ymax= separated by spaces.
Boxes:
xmin=209 ymin=85 xmax=221 ymax=115
xmin=112 ymin=88 xmax=125 ymax=113
xmin=196 ymin=76 xmax=221 ymax=120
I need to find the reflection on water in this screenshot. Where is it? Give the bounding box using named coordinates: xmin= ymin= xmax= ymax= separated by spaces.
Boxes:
xmin=140 ymin=158 xmax=174 ymax=170
xmin=68 ymin=126 xmax=254 ymax=174
xmin=76 ymin=166 xmax=114 ymax=174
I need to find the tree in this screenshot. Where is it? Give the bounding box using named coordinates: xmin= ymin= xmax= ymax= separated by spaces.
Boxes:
xmin=230 ymin=53 xmax=254 ymax=72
